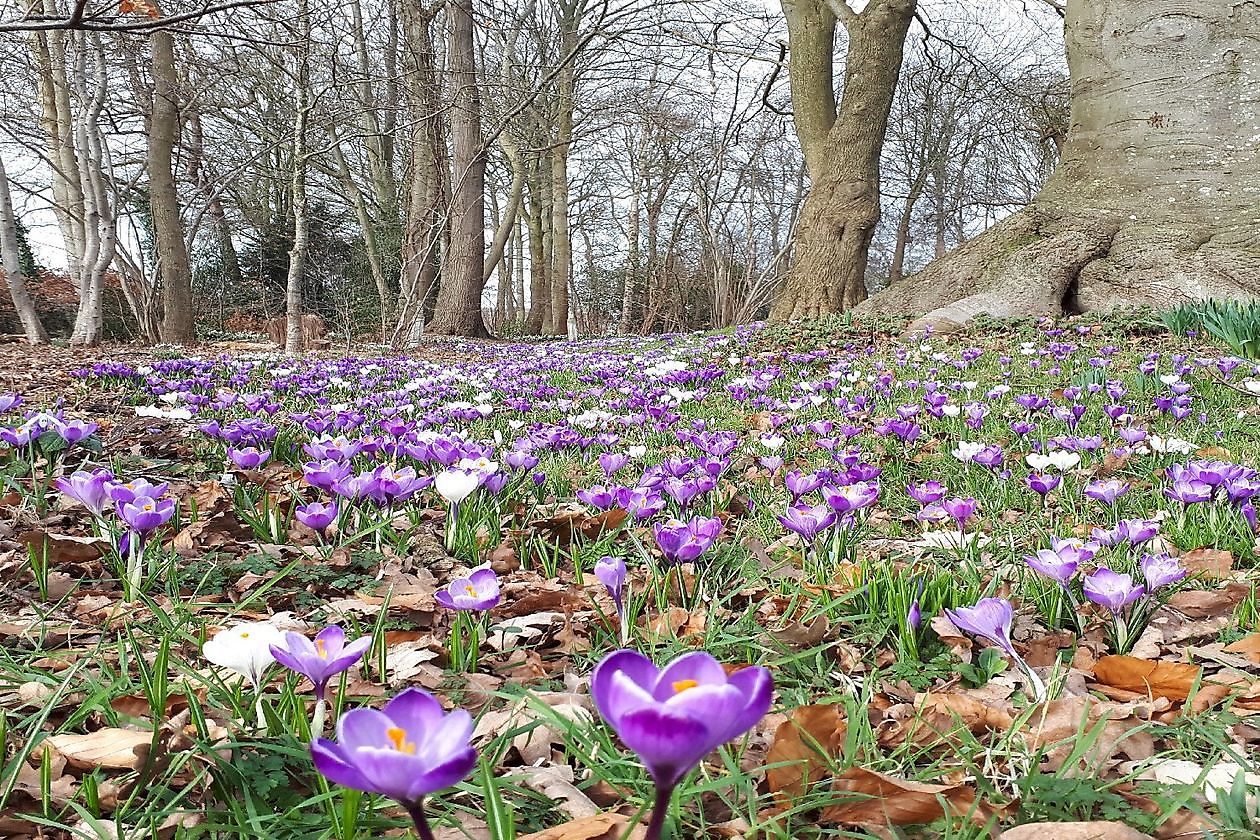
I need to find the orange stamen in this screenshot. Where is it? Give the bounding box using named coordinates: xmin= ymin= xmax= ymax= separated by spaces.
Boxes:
xmin=672 ymin=679 xmax=699 ymax=694
xmin=386 ymin=726 xmax=416 ymax=754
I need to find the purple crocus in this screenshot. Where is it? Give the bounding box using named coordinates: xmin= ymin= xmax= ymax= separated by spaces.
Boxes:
xmin=118 ymin=495 xmax=176 ymax=533
xmin=434 ymin=566 xmax=501 ymax=611
xmin=57 ymin=419 xmax=98 ymax=444
xmin=227 ymin=446 xmax=272 ymax=470
xmin=270 ymin=625 xmax=371 ymax=701
xmin=54 ymin=468 xmax=114 ymax=516
xmin=296 ymin=501 xmax=338 ymax=533
xmin=599 ymin=452 xmax=630 ymax=476
xmin=594 ymin=555 xmax=626 ymax=615
xmin=907 ymin=481 xmax=946 ymax=505
xmin=776 ymin=503 xmax=836 ymax=543
xmin=591 ymin=649 xmax=771 ymax=796
xmin=1084 ymin=479 xmax=1130 ymax=506
xmin=941 ymin=497 xmax=978 ymax=531
xmin=1165 ymin=479 xmax=1213 ymax=505
xmin=311 ymin=688 xmax=476 ymax=833
xmin=1083 ymin=567 xmax=1145 ymax=613
xmin=945 ymin=597 xmax=1017 ymax=659
xmin=1140 ymin=553 xmax=1187 ymax=591
xmin=1024 ymin=547 xmax=1080 ymax=584
xmin=1026 ymin=473 xmax=1061 ymax=496
xmin=652 ymin=516 xmax=721 ymax=565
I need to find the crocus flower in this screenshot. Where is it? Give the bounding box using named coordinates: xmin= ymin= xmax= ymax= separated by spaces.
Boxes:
xmin=434 ymin=469 xmax=479 ymax=506
xmin=203 ymin=621 xmax=284 ymax=687
xmin=270 ymin=625 xmax=371 ymax=701
xmin=57 ymin=419 xmax=98 ymax=444
xmin=296 ymin=501 xmax=338 ymax=533
xmin=54 ymin=468 xmax=114 ymax=516
xmin=228 ymin=446 xmax=272 ymax=470
xmin=1024 ymin=547 xmax=1079 ymax=584
xmin=311 ymin=687 xmax=476 ymax=830
xmin=594 ymin=555 xmax=626 ymax=615
xmin=108 ymin=478 xmax=170 ymax=505
xmin=1083 ymin=567 xmax=1145 ymax=613
xmin=941 ymin=497 xmax=977 ymax=531
xmin=776 ymin=503 xmax=836 ymax=543
xmin=945 ymin=598 xmax=1017 ymax=659
xmin=1165 ymin=479 xmax=1212 ymax=505
xmin=1084 ymin=479 xmax=1130 ymax=506
xmin=118 ymin=495 xmax=176 ymax=533
xmin=1141 ymin=553 xmax=1187 ymax=591
xmin=907 ymin=481 xmax=946 ymax=505
xmin=1026 ymin=473 xmax=1061 ymax=496
xmin=591 ymin=649 xmax=771 ymax=789
xmin=434 ymin=565 xmax=500 ymax=611
xmin=652 ymin=516 xmax=721 ymax=565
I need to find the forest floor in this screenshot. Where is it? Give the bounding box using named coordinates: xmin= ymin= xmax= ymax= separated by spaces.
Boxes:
xmin=0 ymin=313 xmax=1258 ymax=840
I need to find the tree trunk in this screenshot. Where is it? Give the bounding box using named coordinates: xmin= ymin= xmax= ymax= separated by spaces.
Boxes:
xmin=69 ymin=35 xmax=114 ymax=348
xmin=771 ymin=0 xmax=917 ymax=321
xmin=523 ymin=155 xmax=549 ymax=334
xmin=861 ymin=0 xmax=1260 ymax=334
xmin=0 ymin=156 xmax=47 ymax=343
xmin=285 ymin=0 xmax=311 ymax=355
xmin=395 ymin=2 xmax=445 ymax=347
xmin=427 ymin=0 xmax=489 ymax=337
xmin=149 ymin=30 xmax=195 ymax=345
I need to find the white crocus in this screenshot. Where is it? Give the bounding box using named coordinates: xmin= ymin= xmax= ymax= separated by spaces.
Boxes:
xmin=1027 ymin=451 xmax=1081 ymax=471
xmin=952 ymin=440 xmax=985 ymax=462
xmin=627 ymin=445 xmax=647 ymax=459
xmin=435 ymin=469 xmax=480 ymax=505
xmin=203 ymin=621 xmax=283 ymax=728
xmin=760 ymin=434 xmax=786 ymax=451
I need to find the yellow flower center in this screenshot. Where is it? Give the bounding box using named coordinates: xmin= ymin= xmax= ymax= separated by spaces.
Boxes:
xmin=316 ymin=639 xmax=328 ymax=659
xmin=465 ymin=584 xmax=477 ymax=596
xmin=386 ymin=726 xmax=416 ymax=754
xmin=672 ymin=679 xmax=699 ymax=694
xmin=240 ymin=632 xmax=250 ymax=639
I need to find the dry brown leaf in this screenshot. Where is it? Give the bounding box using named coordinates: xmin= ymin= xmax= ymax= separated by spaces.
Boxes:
xmin=508 ymin=765 xmax=599 ymax=821
xmin=820 ymin=766 xmax=1003 ymax=826
xmin=1224 ymin=633 xmax=1260 ymax=665
xmin=765 ymin=704 xmax=846 ymax=802
xmin=1092 ymin=656 xmax=1200 ymax=701
xmin=516 ymin=812 xmax=646 ymax=840
xmin=1178 ymin=547 xmax=1234 ymax=578
xmin=44 ymin=728 xmax=152 ymax=770
xmin=998 ymin=822 xmax=1153 ymax=840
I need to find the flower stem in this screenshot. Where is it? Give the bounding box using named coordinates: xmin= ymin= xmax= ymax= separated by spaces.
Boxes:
xmin=311 ymin=697 xmax=326 ymax=735
xmin=644 ymin=785 xmax=672 ymax=840
xmin=406 ymin=801 xmax=437 ymax=840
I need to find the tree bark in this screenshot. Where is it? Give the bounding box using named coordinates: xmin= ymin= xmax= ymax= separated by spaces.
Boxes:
xmin=771 ymin=0 xmax=917 ymax=321
xmin=395 ymin=1 xmax=445 ymax=347
xmin=427 ymin=0 xmax=489 ymax=337
xmin=523 ymin=154 xmax=550 ymax=334
xmin=861 ymin=0 xmax=1260 ymax=333
xmin=285 ymin=0 xmax=311 ymax=355
xmin=149 ymin=29 xmax=195 ymax=345
xmin=0 ymin=156 xmax=47 ymax=343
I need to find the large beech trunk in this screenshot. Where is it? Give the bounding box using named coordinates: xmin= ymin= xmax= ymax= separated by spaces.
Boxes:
xmin=861 ymin=0 xmax=1260 ymax=333
xmin=149 ymin=30 xmax=195 ymax=345
xmin=771 ymin=0 xmax=917 ymax=321
xmin=427 ymin=0 xmax=489 ymax=337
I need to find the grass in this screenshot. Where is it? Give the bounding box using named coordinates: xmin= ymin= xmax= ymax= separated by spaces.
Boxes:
xmin=1 ymin=308 xmax=1258 ymax=837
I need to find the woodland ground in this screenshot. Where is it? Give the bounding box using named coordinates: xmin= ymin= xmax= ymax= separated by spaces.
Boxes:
xmin=0 ymin=313 xmax=1258 ymax=840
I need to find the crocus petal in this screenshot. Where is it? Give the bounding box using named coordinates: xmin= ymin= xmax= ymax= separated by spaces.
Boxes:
xmin=614 ymin=705 xmax=712 ymax=787
xmin=310 ymin=739 xmax=373 ymax=792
